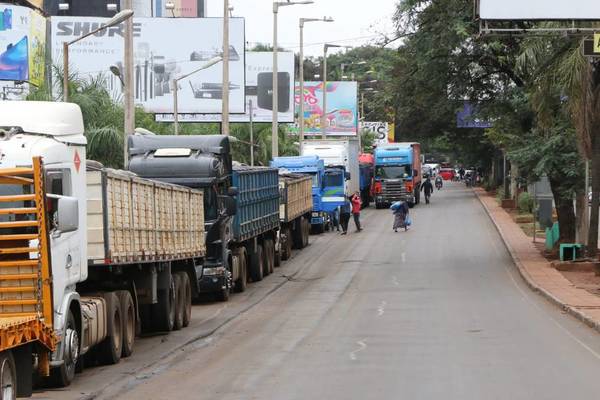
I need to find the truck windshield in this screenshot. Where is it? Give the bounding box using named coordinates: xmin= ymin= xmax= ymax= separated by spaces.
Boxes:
xmin=323 ymin=171 xmax=344 ymax=188
xmin=375 ymin=165 xmax=412 ymax=179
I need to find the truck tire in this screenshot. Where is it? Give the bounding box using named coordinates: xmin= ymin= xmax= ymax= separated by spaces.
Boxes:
xmin=292 ymin=221 xmax=304 ymax=249
xmin=281 ymin=227 xmax=292 ymax=261
xmin=13 ymin=345 xmax=32 ymax=397
xmin=0 ymin=351 xmax=16 ymax=400
xmin=116 ymin=290 xmax=135 ymax=358
xmin=234 ymin=248 xmax=248 ymax=292
xmin=173 ymin=274 xmax=184 ymax=331
xmin=302 ymin=218 xmax=310 ymax=248
xmin=50 ymin=310 xmax=78 ymax=387
xmin=153 ymin=277 xmax=176 ymax=332
xmin=98 ymin=292 xmax=123 ymax=365
xmin=249 ymin=244 xmax=264 ymax=282
xmin=264 ymin=238 xmax=275 ymax=275
xmin=176 ymin=272 xmax=192 ymax=327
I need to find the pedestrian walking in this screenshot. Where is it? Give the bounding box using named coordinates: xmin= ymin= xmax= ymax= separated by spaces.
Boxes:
xmin=421 ymin=176 xmax=434 ymax=204
xmin=391 ymin=200 xmax=409 ymax=232
xmin=339 ymin=199 xmax=351 ymax=235
xmin=350 ymin=192 xmax=362 ymax=232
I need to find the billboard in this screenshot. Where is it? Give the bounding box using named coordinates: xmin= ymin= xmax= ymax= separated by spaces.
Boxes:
xmin=290 ymin=81 xmax=358 ymax=136
xmin=0 ymin=5 xmax=46 ymax=87
xmin=479 ymin=0 xmax=600 ymax=20
xmin=155 ymin=51 xmax=295 ymax=123
xmin=50 ymin=17 xmax=245 ymax=114
xmin=361 ymin=122 xmax=392 ymax=146
xmin=126 ymin=0 xmax=206 ymax=17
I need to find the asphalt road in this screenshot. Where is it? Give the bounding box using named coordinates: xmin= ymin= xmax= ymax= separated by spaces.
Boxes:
xmin=36 ymin=182 xmax=600 ymax=400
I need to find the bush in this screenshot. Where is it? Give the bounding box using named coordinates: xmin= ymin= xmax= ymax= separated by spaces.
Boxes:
xmin=495 ymin=186 xmax=505 ymax=203
xmin=518 ymin=192 xmax=534 ymax=214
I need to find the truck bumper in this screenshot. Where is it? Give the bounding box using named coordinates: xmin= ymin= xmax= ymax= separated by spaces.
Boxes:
xmin=198 ymin=265 xmax=228 ymax=293
xmin=376 ymin=194 xmax=415 ymax=205
xmin=311 ymin=212 xmax=326 ymax=225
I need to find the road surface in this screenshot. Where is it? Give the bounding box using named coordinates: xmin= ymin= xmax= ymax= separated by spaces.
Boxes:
xmin=36 ymin=182 xmax=600 ymax=400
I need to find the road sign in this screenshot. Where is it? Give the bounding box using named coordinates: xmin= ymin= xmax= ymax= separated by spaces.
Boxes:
xmin=583 ymin=38 xmax=600 ymax=57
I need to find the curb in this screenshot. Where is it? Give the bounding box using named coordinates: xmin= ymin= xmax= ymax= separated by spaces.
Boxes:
xmin=474 ymin=189 xmax=600 ymax=333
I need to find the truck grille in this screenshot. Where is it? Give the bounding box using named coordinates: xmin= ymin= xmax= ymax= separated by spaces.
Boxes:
xmin=380 ymin=181 xmax=411 ymax=201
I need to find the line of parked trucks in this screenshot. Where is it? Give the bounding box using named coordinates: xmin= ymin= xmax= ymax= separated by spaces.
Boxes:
xmin=0 ymin=101 xmax=422 ymax=399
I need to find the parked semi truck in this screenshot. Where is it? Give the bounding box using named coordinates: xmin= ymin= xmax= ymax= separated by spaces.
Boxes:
xmin=270 ymin=156 xmax=328 ymax=232
xmin=373 ymin=142 xmax=422 ymax=208
xmin=0 ymin=101 xmax=205 ymax=394
xmin=276 ymin=174 xmax=312 ymax=261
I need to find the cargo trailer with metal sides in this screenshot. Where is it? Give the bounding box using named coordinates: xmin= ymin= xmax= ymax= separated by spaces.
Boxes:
xmin=230 ymin=166 xmax=281 ymax=285
xmin=0 ymin=101 xmax=206 ymax=395
xmin=276 ymin=174 xmax=312 ymax=262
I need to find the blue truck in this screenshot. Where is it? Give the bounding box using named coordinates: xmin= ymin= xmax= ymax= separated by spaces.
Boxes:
xmin=373 ymin=143 xmax=422 ymax=209
xmin=271 ymin=155 xmax=335 ymax=233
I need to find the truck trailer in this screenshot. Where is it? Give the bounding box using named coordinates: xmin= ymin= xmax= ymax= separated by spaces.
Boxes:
xmin=276 ymin=174 xmax=312 ymax=261
xmin=0 ymin=101 xmax=205 ymax=394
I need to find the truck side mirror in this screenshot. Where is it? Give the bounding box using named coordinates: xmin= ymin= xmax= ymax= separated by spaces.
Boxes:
xmin=56 ymin=196 xmax=79 ymax=233
xmin=345 ymin=172 xmax=351 ymax=181
xmin=227 ymin=186 xmax=239 ymax=197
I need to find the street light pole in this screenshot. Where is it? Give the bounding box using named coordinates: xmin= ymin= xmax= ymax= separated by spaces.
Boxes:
xmin=272 ymin=1 xmax=313 ymax=158
xmin=321 ymin=44 xmax=343 ymax=139
xmin=299 ymin=17 xmax=333 ymax=149
xmin=222 ymin=0 xmax=230 ymax=136
xmin=123 ymin=0 xmax=134 ymax=167
xmin=172 ymin=56 xmax=223 ymax=135
xmin=62 ymin=9 xmax=133 ymax=102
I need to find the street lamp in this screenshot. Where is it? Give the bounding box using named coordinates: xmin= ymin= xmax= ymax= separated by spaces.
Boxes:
xmin=62 ymin=9 xmax=133 ymax=102
xmin=172 ymin=56 xmax=223 ymax=135
xmin=321 ymin=43 xmax=351 ymax=138
xmin=299 ymin=16 xmax=334 ymax=148
xmin=272 ymin=0 xmax=314 ymax=158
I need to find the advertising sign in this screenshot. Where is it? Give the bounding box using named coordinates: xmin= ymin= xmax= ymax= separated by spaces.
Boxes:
xmin=290 ymin=81 xmax=358 ymax=136
xmin=361 ymin=122 xmax=391 ymax=145
xmin=155 ymin=51 xmax=295 ymax=123
xmin=50 ymin=17 xmax=245 ymax=114
xmin=479 ymin=0 xmax=600 ymax=20
xmin=127 ymin=0 xmax=206 ymax=17
xmin=0 ymin=5 xmax=45 ymax=88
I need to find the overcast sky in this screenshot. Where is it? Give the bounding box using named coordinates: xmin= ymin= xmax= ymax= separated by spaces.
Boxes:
xmin=208 ymin=0 xmax=398 ymax=57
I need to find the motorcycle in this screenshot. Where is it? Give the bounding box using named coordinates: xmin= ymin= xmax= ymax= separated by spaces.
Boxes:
xmin=435 ymin=179 xmax=443 ymax=190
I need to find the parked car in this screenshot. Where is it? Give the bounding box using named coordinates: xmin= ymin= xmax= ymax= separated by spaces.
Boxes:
xmin=439 ymin=168 xmax=455 ymax=181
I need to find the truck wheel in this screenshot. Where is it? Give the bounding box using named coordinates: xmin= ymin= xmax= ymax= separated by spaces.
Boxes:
xmin=98 ymin=292 xmax=123 ymax=365
xmin=153 ymin=277 xmax=176 ymax=332
xmin=173 ymin=274 xmax=184 ymax=331
xmin=264 ymin=238 xmax=275 ymax=275
xmin=50 ymin=310 xmax=78 ymax=387
xmin=176 ymin=272 xmax=192 ymax=327
xmin=249 ymin=244 xmax=264 ymax=282
xmin=234 ymin=249 xmax=248 ymax=292
xmin=116 ymin=290 xmax=135 ymax=358
xmin=0 ymin=351 xmax=16 ymax=400
xmin=216 ymin=286 xmax=230 ymax=302
xmin=281 ymin=227 xmax=292 ymax=261
xmin=302 ymin=218 xmax=310 ymax=248
xmin=293 ymin=222 xmax=304 ymax=249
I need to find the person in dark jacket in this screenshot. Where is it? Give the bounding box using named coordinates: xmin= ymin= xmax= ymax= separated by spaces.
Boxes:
xmin=350 ymin=192 xmax=362 ymax=232
xmin=421 ymin=176 xmax=434 ymax=204
xmin=339 ymin=200 xmax=351 ymax=235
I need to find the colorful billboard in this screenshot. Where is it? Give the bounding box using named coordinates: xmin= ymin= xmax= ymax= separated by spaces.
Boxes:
xmin=479 ymin=0 xmax=600 ymax=20
xmin=0 ymin=5 xmax=46 ymax=88
xmin=50 ymin=17 xmax=245 ymax=114
xmin=291 ymin=81 xmax=358 ymax=136
xmin=155 ymin=51 xmax=295 ymax=123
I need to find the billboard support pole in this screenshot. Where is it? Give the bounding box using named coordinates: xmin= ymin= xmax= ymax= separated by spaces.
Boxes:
xmin=222 ymin=0 xmax=230 ymax=136
xmin=299 ymin=19 xmax=305 ymax=147
xmin=173 ymin=79 xmax=179 ymax=135
xmin=63 ymin=42 xmax=69 ymax=102
xmin=322 ymin=45 xmax=327 ymax=139
xmin=272 ymin=4 xmax=279 ymax=157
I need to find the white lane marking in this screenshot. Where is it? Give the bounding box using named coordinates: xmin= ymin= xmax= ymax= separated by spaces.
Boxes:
xmin=392 ymin=276 xmax=400 ymax=286
xmin=350 ymin=340 xmax=367 ymax=361
xmin=377 ymin=301 xmax=387 ymax=317
xmin=504 ymin=265 xmax=600 ymax=361
xmin=401 ymin=252 xmax=406 ymax=263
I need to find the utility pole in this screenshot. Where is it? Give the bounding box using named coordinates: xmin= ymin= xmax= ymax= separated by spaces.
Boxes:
xmin=250 ymin=100 xmax=254 ymax=166
xmin=123 ymin=0 xmax=135 ymax=167
xmin=221 ymin=0 xmax=230 ymax=136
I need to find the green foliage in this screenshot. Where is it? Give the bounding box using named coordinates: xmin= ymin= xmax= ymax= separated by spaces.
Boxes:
xmin=518 ymin=192 xmax=534 ymax=214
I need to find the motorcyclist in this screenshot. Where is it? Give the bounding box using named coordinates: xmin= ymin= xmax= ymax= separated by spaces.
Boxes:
xmin=435 ymin=175 xmax=443 ymax=190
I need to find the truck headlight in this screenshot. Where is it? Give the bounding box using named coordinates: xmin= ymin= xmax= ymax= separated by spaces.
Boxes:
xmin=203 ymin=266 xmax=226 ymax=276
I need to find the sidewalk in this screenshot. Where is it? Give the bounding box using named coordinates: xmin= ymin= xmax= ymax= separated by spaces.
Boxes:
xmin=475 ymin=188 xmax=600 ymax=333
